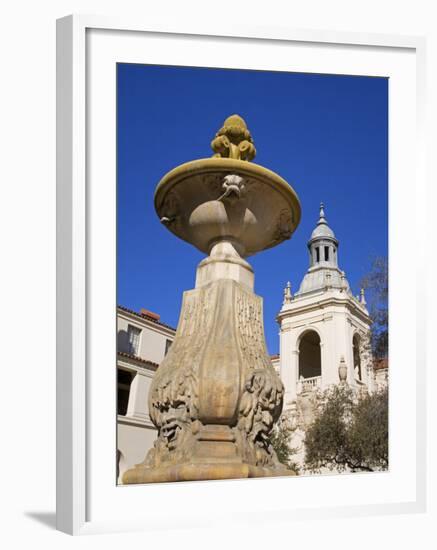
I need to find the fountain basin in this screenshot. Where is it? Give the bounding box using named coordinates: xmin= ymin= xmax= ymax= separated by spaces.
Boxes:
xmin=154 ymin=158 xmax=301 ymax=257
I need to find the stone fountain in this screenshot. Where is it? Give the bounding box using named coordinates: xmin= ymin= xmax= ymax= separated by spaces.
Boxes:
xmin=122 ymin=115 xmax=301 ymax=483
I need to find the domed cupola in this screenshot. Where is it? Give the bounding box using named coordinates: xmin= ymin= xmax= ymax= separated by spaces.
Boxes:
xmin=308 ymin=202 xmax=339 ymax=267
xmin=296 ymin=203 xmax=350 ymax=295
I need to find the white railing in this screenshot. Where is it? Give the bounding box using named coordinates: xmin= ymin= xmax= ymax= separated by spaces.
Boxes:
xmin=297 ymin=375 xmax=322 ymax=393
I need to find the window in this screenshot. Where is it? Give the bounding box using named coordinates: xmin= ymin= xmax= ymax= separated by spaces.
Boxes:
xmin=353 ymin=334 xmax=362 ymax=380
xmin=298 ymin=330 xmax=322 ymax=379
xmin=324 ymin=246 xmax=329 ymax=261
xmin=127 ymin=324 xmax=141 ymax=356
xmin=117 ymin=369 xmax=134 ymax=415
xmin=315 ymin=247 xmax=320 ymax=262
xmin=165 ymin=338 xmax=172 ymax=355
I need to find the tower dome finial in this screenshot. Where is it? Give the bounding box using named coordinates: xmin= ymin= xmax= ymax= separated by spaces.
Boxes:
xmin=318 ymin=202 xmax=326 ymax=224
xmin=309 ymin=201 xmax=336 ymax=240
xmin=294 ymin=201 xmax=353 ymax=297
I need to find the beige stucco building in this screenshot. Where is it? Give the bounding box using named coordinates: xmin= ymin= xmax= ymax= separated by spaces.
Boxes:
xmin=116 ymin=306 xmax=175 ymax=482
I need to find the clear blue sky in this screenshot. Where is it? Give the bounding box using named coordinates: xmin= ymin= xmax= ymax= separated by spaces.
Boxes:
xmin=117 ymin=64 xmax=388 ymax=354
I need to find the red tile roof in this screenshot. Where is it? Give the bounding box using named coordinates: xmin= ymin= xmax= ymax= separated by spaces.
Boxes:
xmin=374 ymin=357 xmax=388 ymax=370
xmin=117 ymin=351 xmax=159 ymax=369
xmin=117 ymin=305 xmax=176 ymax=332
xmin=140 ymin=308 xmax=160 ymax=321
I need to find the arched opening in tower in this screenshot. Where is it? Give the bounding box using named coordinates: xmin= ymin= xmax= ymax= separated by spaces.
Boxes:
xmin=353 ymin=333 xmax=362 ymax=380
xmin=298 ymin=330 xmax=322 ymax=380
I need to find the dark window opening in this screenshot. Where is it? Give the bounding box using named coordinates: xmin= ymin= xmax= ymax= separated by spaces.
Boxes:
xmin=315 ymin=247 xmax=320 ymax=262
xmin=324 ymin=246 xmax=329 ymax=261
xmin=299 ymin=330 xmax=322 ymax=379
xmin=353 ymin=334 xmax=362 ymax=380
xmin=165 ymin=339 xmax=172 ymax=355
xmin=127 ymin=324 xmax=141 ymax=356
xmin=117 ymin=369 xmax=134 ymax=415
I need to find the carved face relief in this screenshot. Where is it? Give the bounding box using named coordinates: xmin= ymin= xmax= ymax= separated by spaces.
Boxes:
xmin=252 ymin=409 xmax=274 ymax=444
xmin=276 ymin=209 xmax=293 ymax=240
xmin=159 ymin=190 xmax=180 ymax=227
xmin=160 ymin=405 xmax=189 ymax=450
xmin=237 ymin=369 xmax=284 ymax=467
xmin=217 ymin=174 xmax=246 ymax=202
xmin=150 ymin=369 xmax=197 ymax=452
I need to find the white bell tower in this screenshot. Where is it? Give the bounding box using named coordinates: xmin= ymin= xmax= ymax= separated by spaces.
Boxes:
xmin=277 ymin=203 xmax=373 ymax=409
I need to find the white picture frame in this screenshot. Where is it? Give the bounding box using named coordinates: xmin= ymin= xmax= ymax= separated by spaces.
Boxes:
xmin=56 ymin=14 xmax=427 ymax=535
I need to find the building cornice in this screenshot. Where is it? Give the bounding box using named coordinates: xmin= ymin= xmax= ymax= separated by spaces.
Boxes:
xmin=277 ymin=291 xmax=371 ymax=325
xmin=117 ymin=351 xmax=159 ymax=372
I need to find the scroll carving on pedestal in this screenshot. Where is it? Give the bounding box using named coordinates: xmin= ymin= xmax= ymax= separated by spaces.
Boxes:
xmin=142 ymin=284 xmax=217 ymax=470
xmin=236 ymin=286 xmax=272 ymax=372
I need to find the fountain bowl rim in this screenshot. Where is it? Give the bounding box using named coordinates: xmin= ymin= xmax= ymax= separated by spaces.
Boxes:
xmin=154 ymin=157 xmax=301 ymax=223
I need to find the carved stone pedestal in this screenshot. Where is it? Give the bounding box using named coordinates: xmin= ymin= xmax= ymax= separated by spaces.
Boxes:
xmin=122 ymin=275 xmax=294 ymax=483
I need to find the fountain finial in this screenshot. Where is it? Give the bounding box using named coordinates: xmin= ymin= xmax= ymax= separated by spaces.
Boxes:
xmin=211 ymin=114 xmax=256 ymax=161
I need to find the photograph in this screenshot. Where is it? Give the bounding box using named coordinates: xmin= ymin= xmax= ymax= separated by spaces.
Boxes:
xmin=115 ymin=63 xmax=389 ymax=484
xmin=1 ymin=0 xmax=432 ymax=545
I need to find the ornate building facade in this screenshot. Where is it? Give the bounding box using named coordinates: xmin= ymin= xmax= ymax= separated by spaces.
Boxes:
xmin=277 ymin=203 xmax=374 ymax=412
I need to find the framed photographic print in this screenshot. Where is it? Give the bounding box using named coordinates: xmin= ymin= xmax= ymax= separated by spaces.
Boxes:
xmin=56 ymin=15 xmax=426 ymax=535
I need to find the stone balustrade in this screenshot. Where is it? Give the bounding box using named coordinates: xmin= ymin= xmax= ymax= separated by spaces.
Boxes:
xmin=297 ymin=375 xmax=322 ymax=393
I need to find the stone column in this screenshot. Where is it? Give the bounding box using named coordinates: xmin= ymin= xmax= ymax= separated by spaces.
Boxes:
xmin=285 ymin=350 xmax=299 ymax=406
xmin=122 ymin=114 xmax=301 ymax=484
xmin=126 ymin=372 xmax=151 ymax=421
xmin=279 ymin=329 xmax=298 ymax=408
